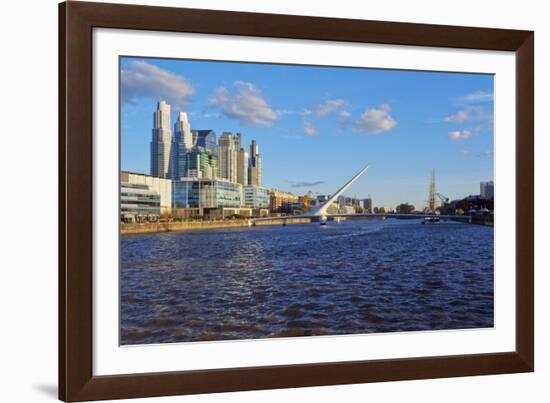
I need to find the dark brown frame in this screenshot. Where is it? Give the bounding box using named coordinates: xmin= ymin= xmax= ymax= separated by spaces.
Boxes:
xmin=59 ymin=1 xmax=534 ymax=401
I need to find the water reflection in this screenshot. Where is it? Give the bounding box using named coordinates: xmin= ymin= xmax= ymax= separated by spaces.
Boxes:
xmin=120 ymin=219 xmax=494 ymax=344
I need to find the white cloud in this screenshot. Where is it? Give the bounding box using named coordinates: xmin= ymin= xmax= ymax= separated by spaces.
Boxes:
xmin=448 ymin=130 xmax=472 ymax=141
xmin=444 ymin=110 xmax=470 ymax=123
xmin=355 ymin=104 xmax=397 ymax=134
xmin=208 ymin=81 xmax=278 ymax=127
xmin=444 ymin=106 xmax=491 ymax=123
xmin=291 ymin=180 xmax=324 ymax=188
xmin=315 ymin=99 xmax=348 ymax=117
xmin=458 ymin=90 xmax=493 ymax=103
xmin=304 ymin=123 xmax=319 ymax=136
xmin=121 ymin=61 xmax=195 ymax=110
xmin=460 ymin=148 xmax=494 ymax=158
xmin=339 ymin=110 xmax=352 ymax=118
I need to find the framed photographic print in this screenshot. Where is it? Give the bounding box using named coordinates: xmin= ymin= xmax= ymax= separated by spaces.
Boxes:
xmin=59 ymin=1 xmax=534 ymax=401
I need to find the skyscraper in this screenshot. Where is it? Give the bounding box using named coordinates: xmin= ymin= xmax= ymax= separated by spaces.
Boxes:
xmin=365 ymin=194 xmax=373 ymax=213
xmin=480 ymin=181 xmax=494 ymax=199
xmin=150 ymin=101 xmax=172 ymax=178
xmin=248 ymin=139 xmax=262 ymax=186
xmin=192 ymin=130 xmax=217 ymax=151
xmin=234 ymin=132 xmax=243 ymax=149
xmin=236 ymin=147 xmax=249 ymax=186
xmin=233 ymin=133 xmax=249 ymax=186
xmin=183 ymin=148 xmax=218 ymax=179
xmin=171 ymin=112 xmax=193 ymax=179
xmin=217 ymin=132 xmax=238 ymax=183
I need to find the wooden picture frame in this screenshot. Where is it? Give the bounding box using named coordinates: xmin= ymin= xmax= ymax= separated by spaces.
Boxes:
xmin=59 ymin=1 xmax=534 ymax=401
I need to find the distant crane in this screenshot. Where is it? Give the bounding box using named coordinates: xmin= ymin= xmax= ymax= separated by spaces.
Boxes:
xmin=435 ymin=192 xmax=449 ymax=205
xmin=428 ymin=168 xmax=436 ymax=212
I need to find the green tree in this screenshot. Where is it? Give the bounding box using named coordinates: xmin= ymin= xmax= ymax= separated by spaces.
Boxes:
xmin=378 ymin=207 xmax=386 ymax=214
xmin=396 ymin=203 xmax=415 ymax=214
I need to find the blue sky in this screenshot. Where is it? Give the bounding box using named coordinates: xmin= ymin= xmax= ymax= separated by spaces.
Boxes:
xmin=120 ymin=56 xmax=494 ymax=209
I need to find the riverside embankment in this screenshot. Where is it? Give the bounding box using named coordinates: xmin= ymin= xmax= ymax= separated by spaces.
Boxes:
xmin=121 ymin=217 xmax=312 ymax=235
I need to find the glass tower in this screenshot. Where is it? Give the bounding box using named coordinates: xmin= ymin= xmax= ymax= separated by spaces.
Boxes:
xmin=150 ymin=101 xmax=172 ymax=178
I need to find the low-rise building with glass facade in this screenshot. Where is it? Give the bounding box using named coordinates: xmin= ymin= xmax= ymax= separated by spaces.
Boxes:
xmin=120 ymin=171 xmax=172 ymax=213
xmin=121 ymin=182 xmax=161 ymax=217
xmin=243 ymin=185 xmax=270 ymax=209
xmin=172 ymin=178 xmax=243 ymax=211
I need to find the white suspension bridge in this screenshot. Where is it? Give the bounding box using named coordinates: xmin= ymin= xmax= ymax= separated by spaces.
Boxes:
xmin=249 ymin=165 xmax=472 ymax=226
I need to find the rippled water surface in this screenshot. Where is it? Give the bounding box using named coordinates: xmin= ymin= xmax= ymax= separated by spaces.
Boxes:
xmin=120 ymin=219 xmax=494 ymax=345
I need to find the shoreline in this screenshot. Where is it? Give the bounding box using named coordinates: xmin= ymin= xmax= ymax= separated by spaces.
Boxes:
xmin=121 ymin=215 xmax=492 ymax=236
xmin=121 ymin=217 xmax=312 ymax=236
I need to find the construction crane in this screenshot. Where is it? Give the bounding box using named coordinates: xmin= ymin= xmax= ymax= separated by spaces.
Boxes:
xmin=428 ymin=168 xmax=436 ymax=212
xmin=435 ymin=192 xmax=449 ymax=205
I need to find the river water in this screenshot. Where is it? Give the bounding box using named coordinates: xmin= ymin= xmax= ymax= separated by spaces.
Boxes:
xmin=120 ymin=219 xmax=494 ymax=345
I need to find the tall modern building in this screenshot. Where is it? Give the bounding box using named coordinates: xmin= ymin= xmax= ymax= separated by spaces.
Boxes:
xmin=364 ymin=194 xmax=373 ymax=213
xmin=236 ymin=148 xmax=249 ymax=186
xmin=248 ymin=139 xmax=262 ymax=186
xmin=480 ymin=181 xmax=494 ymax=199
xmin=182 ymin=148 xmax=218 ymax=179
xmin=217 ymin=132 xmax=238 ymax=183
xmin=192 ymin=130 xmax=217 ymax=151
xmin=234 ymin=132 xmax=243 ymax=149
xmin=233 ymin=132 xmax=247 ymax=186
xmin=150 ymin=101 xmax=172 ymax=178
xmin=171 ymin=112 xmax=193 ymax=179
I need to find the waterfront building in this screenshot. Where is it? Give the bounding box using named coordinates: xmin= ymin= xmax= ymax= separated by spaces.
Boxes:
xmin=170 ymin=112 xmax=193 ymax=179
xmin=243 ymin=185 xmax=270 ymax=209
xmin=480 ymin=181 xmax=494 ymax=199
xmin=172 ymin=178 xmax=243 ymax=210
xmin=192 ymin=129 xmax=217 ymax=151
xmin=447 ymin=195 xmax=494 ymax=214
xmin=298 ymin=194 xmax=313 ymax=212
xmin=288 ymin=201 xmax=304 ymax=213
xmin=121 ymin=171 xmax=172 ymax=213
xmin=326 ymin=203 xmax=339 ymax=215
xmin=269 ymin=189 xmax=298 ymax=213
xmin=336 ymin=196 xmax=361 ymax=212
xmin=120 ymin=182 xmax=161 ymax=219
xmin=150 ymin=101 xmax=172 ymax=178
xmin=207 ymin=207 xmax=253 ymax=220
xmin=248 ymin=140 xmax=262 ymax=186
xmin=182 ymin=148 xmax=218 ymax=179
xmin=252 ymin=208 xmax=270 ymax=217
xmin=339 ymin=204 xmax=356 ymax=214
xmin=316 ymin=195 xmax=329 ymax=203
xmin=217 ymin=132 xmax=239 ymax=183
xmin=364 ymin=195 xmax=373 ymax=213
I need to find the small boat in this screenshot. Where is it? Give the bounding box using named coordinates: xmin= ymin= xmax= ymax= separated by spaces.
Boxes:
xmin=422 ymin=216 xmax=441 ymax=224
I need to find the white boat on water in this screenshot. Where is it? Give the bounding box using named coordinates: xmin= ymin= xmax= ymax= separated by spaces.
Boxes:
xmin=422 ymin=216 xmax=441 ymax=224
